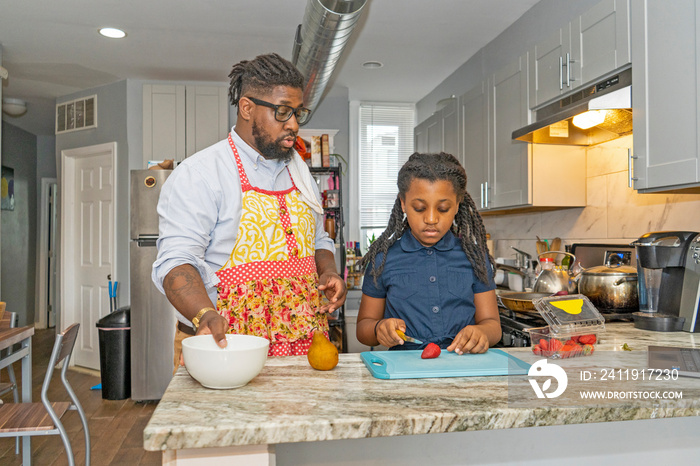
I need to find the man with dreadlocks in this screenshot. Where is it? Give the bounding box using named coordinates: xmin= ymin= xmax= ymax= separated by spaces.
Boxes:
xmin=356 ymin=152 xmax=500 ymax=354
xmin=153 ymin=53 xmax=346 ymax=367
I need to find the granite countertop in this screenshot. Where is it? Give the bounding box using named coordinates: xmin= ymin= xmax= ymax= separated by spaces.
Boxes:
xmin=144 ymin=323 xmax=700 ymax=451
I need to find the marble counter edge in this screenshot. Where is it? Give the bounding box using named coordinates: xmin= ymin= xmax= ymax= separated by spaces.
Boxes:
xmin=144 ymin=323 xmax=700 ymax=451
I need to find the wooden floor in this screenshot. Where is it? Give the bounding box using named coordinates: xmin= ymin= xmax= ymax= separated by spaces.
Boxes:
xmin=0 ymin=328 xmax=161 ymax=465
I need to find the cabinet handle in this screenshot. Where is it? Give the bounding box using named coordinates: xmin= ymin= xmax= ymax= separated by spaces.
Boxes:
xmin=559 ymin=56 xmax=564 ymax=90
xmin=628 ymin=148 xmax=638 ymax=188
xmin=565 ymin=53 xmax=577 ymax=87
xmin=480 ymin=183 xmax=484 ymax=209
xmin=484 ymin=181 xmax=489 ymax=208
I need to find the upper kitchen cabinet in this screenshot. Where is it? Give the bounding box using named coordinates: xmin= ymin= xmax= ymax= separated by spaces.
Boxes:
xmin=414 ymin=113 xmax=437 ymax=153
xmin=489 ymin=55 xmax=530 ymax=209
xmin=631 ymin=0 xmax=700 ymax=191
xmin=459 ymin=82 xmax=488 ymax=209
xmin=440 ymin=97 xmax=459 ymax=157
xmin=529 ymin=0 xmax=630 ymax=109
xmin=143 ymin=84 xmax=229 ymax=166
xmin=414 ymin=97 xmax=458 ymax=155
xmin=476 ymin=55 xmax=586 ymax=213
xmin=571 ymin=0 xmax=630 ymax=88
xmin=529 ymin=26 xmax=572 ymax=108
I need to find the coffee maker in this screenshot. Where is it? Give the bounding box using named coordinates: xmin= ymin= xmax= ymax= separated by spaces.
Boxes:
xmin=632 ymin=231 xmax=700 ymax=332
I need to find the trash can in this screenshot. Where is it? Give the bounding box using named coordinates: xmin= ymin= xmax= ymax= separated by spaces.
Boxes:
xmin=96 ymin=307 xmax=131 ymax=400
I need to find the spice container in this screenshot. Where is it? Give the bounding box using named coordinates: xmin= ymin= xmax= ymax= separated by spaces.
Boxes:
xmin=527 ymin=294 xmax=605 ymax=359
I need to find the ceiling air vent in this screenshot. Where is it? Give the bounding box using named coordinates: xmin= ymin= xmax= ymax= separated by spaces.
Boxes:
xmin=56 ymin=95 xmax=97 ymax=134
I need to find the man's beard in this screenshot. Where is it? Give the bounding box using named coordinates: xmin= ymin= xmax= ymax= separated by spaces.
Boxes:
xmin=252 ymin=121 xmax=294 ymax=161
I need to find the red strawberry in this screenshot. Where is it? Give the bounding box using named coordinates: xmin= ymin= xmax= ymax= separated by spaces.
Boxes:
xmin=579 ymin=334 xmax=597 ymax=345
xmin=571 ymin=335 xmax=581 ymax=344
xmin=549 ymin=339 xmax=564 ymax=352
xmin=539 ymin=339 xmax=549 ymax=351
xmin=533 ymin=344 xmax=542 ymax=356
xmin=421 ymin=343 xmax=441 ymax=359
xmin=560 ymin=344 xmax=575 ymax=358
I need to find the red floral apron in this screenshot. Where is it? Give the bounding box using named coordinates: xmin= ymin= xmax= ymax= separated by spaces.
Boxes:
xmin=215 ymin=134 xmax=328 ymax=356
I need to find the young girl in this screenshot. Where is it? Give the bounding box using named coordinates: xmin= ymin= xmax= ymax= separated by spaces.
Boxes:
xmin=356 ymin=152 xmax=501 ymax=354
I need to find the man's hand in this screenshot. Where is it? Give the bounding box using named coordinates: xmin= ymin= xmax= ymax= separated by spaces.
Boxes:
xmin=179 ymin=311 xmax=228 ymax=366
xmin=317 ymin=272 xmax=347 ymax=313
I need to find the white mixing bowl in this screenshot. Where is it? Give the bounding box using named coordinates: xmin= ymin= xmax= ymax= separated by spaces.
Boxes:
xmin=182 ymin=334 xmax=270 ymax=389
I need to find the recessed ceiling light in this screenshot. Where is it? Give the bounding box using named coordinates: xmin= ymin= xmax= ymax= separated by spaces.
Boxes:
xmin=362 ymin=61 xmax=383 ymax=69
xmin=99 ymin=27 xmax=127 ymax=39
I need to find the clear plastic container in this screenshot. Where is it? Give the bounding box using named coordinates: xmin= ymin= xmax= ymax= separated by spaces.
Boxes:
xmin=527 ymin=294 xmax=605 ymax=359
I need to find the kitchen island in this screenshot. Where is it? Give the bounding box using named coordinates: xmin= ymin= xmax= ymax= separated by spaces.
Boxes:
xmin=145 ymin=323 xmax=700 ymax=465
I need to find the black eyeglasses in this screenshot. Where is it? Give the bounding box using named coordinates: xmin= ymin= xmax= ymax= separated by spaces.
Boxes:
xmin=246 ymin=96 xmax=312 ymax=126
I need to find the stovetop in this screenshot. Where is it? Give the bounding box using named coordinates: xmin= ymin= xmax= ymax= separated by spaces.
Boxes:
xmin=496 ymin=242 xmax=637 ymax=347
xmin=497 ymin=306 xmax=634 ymax=347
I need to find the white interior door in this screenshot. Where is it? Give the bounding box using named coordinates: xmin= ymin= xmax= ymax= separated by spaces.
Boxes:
xmin=61 ymin=142 xmax=116 ymax=370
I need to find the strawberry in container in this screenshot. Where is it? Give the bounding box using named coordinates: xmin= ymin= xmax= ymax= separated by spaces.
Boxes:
xmin=527 ymin=294 xmax=605 ymax=359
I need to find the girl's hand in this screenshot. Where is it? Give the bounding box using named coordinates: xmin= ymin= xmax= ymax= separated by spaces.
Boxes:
xmin=447 ymin=325 xmax=490 ymax=355
xmin=375 ymin=318 xmax=406 ymax=348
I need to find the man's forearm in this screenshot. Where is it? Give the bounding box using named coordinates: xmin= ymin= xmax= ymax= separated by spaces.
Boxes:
xmin=315 ymin=249 xmax=338 ymax=277
xmin=163 ymin=264 xmax=215 ymax=322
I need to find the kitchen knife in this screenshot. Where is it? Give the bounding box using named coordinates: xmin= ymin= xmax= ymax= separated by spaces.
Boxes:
xmin=396 ymin=329 xmax=424 ymax=345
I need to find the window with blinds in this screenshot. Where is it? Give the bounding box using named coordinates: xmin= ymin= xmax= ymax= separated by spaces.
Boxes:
xmin=359 ymin=103 xmax=415 ymax=234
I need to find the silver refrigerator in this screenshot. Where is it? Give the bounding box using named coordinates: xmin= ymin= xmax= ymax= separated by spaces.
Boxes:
xmin=130 ymin=169 xmax=176 ymax=401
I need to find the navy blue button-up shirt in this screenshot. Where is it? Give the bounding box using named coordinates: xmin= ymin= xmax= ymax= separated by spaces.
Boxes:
xmin=362 ymin=230 xmax=495 ymax=350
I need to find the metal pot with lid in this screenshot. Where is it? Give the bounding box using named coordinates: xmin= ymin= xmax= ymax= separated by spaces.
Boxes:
xmin=578 ymin=257 xmax=638 ymax=311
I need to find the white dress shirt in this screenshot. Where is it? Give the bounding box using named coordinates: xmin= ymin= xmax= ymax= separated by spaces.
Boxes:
xmin=152 ymin=128 xmax=334 ymax=323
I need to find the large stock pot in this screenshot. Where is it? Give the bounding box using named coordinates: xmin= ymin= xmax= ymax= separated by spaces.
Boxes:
xmin=577 ymin=263 xmax=638 ymax=311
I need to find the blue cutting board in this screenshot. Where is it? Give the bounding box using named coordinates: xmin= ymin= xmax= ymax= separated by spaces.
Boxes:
xmin=360 ymin=349 xmax=530 ymax=379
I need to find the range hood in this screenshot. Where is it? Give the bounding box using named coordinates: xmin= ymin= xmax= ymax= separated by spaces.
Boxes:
xmin=512 ymin=67 xmax=632 ymax=146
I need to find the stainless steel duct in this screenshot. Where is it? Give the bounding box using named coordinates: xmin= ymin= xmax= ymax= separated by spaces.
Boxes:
xmin=292 ymin=0 xmax=367 ymax=112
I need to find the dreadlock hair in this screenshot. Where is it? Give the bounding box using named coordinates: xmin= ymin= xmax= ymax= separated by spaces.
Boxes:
xmin=228 ymin=53 xmax=305 ymax=106
xmin=359 ymin=152 xmax=495 ymax=286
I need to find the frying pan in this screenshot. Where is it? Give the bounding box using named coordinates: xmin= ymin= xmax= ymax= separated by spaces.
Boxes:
xmin=497 ymin=291 xmax=552 ymax=313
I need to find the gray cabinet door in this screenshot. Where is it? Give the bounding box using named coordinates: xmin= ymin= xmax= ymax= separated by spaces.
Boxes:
xmin=490 ymin=55 xmax=530 ymax=209
xmin=572 ymin=0 xmax=630 ymax=88
xmin=529 ymin=26 xmax=570 ymax=108
xmin=414 ymin=119 xmax=428 ymax=153
xmin=426 ymin=112 xmax=443 ymax=153
xmin=441 ymin=98 xmax=459 ymax=157
xmin=459 ymin=82 xmax=488 ymax=210
xmin=143 ymin=84 xmax=186 ymax=164
xmin=632 ymin=0 xmax=700 ymax=190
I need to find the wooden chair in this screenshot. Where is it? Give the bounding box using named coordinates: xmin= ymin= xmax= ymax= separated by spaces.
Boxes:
xmin=0 ymin=309 xmax=21 ymax=454
xmin=0 ymin=308 xmax=20 ymax=402
xmin=0 ymin=323 xmax=90 ymax=466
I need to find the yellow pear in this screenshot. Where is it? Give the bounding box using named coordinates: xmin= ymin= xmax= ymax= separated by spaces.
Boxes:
xmin=307 ymin=330 xmax=339 ymax=371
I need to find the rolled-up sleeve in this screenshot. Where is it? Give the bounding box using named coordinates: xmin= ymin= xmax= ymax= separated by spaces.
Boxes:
xmin=151 ymin=165 xmax=221 ymax=294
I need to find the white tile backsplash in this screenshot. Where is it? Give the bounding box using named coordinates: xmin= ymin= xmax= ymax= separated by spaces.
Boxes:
xmin=484 ymin=134 xmax=700 ymax=261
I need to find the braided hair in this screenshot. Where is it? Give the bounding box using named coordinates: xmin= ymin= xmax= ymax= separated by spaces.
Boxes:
xmin=228 ymin=53 xmax=304 ymax=106
xmin=359 ymin=152 xmax=495 ymax=285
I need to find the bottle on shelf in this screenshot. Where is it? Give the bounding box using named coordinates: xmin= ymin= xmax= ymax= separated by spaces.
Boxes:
xmin=324 ymin=214 xmax=336 ymax=241
xmin=354 ymin=241 xmax=362 ymax=257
